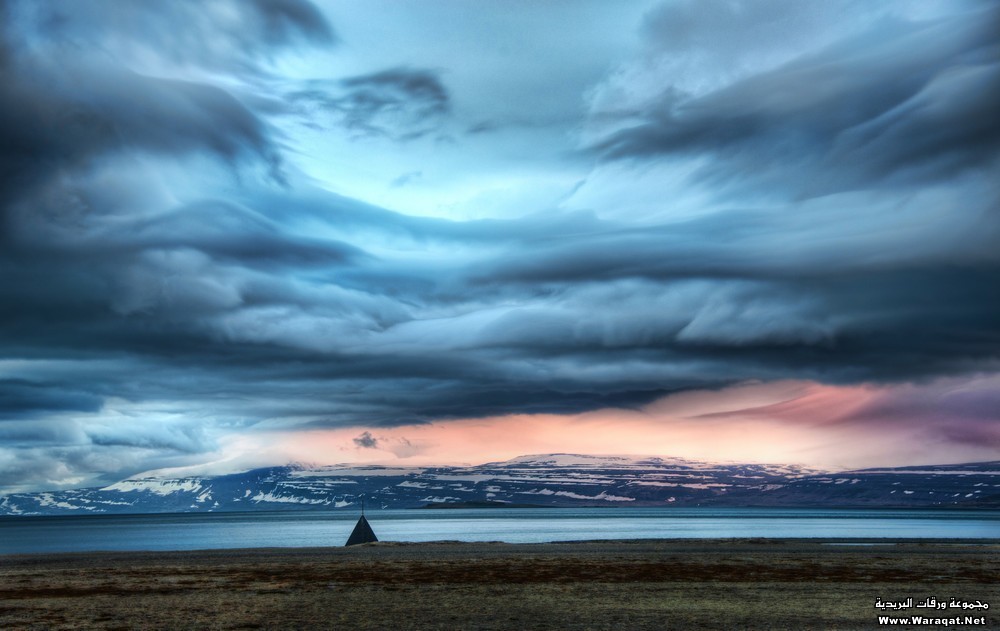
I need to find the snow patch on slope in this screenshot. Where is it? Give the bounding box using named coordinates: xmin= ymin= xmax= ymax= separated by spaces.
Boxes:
xmin=101 ymin=479 xmax=203 ymax=495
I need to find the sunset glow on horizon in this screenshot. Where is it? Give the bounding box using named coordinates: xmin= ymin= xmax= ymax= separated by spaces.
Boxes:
xmin=146 ymin=375 xmax=1000 ymax=480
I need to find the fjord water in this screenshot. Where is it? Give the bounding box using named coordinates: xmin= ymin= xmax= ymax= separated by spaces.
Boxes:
xmin=2 ymin=508 xmax=997 ymax=554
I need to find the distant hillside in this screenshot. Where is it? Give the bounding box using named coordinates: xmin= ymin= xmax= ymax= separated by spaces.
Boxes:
xmin=2 ymin=454 xmax=998 ymax=515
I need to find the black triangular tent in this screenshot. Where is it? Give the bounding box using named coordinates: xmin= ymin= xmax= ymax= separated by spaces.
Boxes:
xmin=345 ymin=514 xmax=378 ymax=546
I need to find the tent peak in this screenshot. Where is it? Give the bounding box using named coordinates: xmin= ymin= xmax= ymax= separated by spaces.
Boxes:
xmin=345 ymin=514 xmax=378 ymax=546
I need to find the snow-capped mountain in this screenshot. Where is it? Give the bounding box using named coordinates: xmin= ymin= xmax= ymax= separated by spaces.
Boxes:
xmin=1 ymin=454 xmax=998 ymax=515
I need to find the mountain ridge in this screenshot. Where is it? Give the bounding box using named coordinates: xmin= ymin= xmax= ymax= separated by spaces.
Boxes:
xmin=2 ymin=454 xmax=998 ymax=515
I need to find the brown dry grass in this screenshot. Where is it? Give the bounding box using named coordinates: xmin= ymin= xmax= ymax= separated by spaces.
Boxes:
xmin=1 ymin=539 xmax=997 ymax=630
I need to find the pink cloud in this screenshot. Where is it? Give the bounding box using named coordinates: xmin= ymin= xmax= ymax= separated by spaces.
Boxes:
xmin=209 ymin=375 xmax=1000 ymax=473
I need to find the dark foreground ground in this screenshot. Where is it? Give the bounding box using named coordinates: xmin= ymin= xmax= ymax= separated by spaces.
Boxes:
xmin=1 ymin=539 xmax=997 ymax=630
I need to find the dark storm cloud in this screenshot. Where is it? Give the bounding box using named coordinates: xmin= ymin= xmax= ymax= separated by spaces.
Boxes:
xmin=0 ymin=0 xmax=341 ymax=488
xmin=291 ymin=67 xmax=451 ymax=140
xmin=9 ymin=0 xmax=334 ymax=73
xmin=0 ymin=380 xmax=103 ymax=418
xmin=589 ymin=4 xmax=1000 ymax=197
xmin=110 ymin=200 xmax=365 ymax=268
xmin=0 ymin=0 xmax=336 ymax=226
xmin=1 ymin=0 xmax=998 ymax=491
xmin=0 ymin=68 xmax=281 ymax=191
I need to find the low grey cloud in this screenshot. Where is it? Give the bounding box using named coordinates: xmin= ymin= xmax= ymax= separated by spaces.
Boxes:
xmin=353 ymin=431 xmax=379 ymax=449
xmin=389 ymin=171 xmax=423 ymax=188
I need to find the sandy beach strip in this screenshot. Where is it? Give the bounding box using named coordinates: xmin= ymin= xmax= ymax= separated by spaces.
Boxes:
xmin=2 ymin=539 xmax=998 ymax=630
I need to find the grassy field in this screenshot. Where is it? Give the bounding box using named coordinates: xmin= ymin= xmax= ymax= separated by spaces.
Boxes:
xmin=1 ymin=539 xmax=997 ymax=630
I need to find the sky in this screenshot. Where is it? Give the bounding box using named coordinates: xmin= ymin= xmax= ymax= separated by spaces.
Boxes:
xmin=1 ymin=0 xmax=999 ymax=492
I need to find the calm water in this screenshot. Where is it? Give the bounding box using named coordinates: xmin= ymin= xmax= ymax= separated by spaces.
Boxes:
xmin=1 ymin=508 xmax=998 ymax=554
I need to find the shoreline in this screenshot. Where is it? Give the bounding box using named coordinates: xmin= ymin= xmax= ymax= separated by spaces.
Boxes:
xmin=3 ymin=536 xmax=1000 ymax=560
xmin=7 ymin=537 xmax=1000 ymax=563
